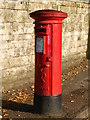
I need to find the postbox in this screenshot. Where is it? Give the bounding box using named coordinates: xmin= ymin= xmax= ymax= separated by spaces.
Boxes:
xmin=30 ymin=10 xmax=67 ymax=114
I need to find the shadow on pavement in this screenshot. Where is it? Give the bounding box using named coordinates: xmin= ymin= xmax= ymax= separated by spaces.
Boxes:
xmin=2 ymin=100 xmax=34 ymax=113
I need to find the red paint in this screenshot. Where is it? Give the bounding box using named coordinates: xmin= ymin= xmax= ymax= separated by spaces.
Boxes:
xmin=30 ymin=10 xmax=67 ymax=96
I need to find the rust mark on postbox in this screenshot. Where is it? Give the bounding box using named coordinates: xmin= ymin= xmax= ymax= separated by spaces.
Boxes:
xmin=30 ymin=10 xmax=67 ymax=114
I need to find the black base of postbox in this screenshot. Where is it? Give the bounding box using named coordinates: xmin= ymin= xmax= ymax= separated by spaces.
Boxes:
xmin=34 ymin=93 xmax=62 ymax=115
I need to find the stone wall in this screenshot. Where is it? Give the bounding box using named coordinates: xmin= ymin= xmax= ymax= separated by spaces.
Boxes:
xmin=60 ymin=2 xmax=89 ymax=69
xmin=0 ymin=1 xmax=89 ymax=90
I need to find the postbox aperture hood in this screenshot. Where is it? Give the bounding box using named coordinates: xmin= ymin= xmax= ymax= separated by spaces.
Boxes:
xmin=30 ymin=10 xmax=67 ymax=21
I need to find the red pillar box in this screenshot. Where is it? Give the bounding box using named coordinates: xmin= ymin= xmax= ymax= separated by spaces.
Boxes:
xmin=30 ymin=10 xmax=67 ymax=114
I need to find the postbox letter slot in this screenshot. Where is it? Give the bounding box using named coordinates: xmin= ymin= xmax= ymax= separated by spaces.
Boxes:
xmin=35 ymin=28 xmax=46 ymax=33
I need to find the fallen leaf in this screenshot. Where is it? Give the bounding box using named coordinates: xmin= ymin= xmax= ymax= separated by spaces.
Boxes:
xmin=71 ymin=100 xmax=74 ymax=103
xmin=7 ymin=91 xmax=10 ymax=93
xmin=31 ymin=85 xmax=34 ymax=89
xmin=25 ymin=88 xmax=27 ymax=91
xmin=3 ymin=109 xmax=7 ymax=113
xmin=4 ymin=114 xmax=8 ymax=117
xmin=71 ymin=94 xmax=73 ymax=97
xmin=76 ymin=71 xmax=78 ymax=74
xmin=7 ymin=98 xmax=13 ymax=101
xmin=11 ymin=93 xmax=16 ymax=96
xmin=86 ymin=65 xmax=88 ymax=68
xmin=83 ymin=69 xmax=85 ymax=72
xmin=12 ymin=90 xmax=15 ymax=92
xmin=0 ymin=115 xmax=2 ymax=118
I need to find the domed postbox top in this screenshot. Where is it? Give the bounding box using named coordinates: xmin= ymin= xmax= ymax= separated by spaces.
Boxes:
xmin=30 ymin=10 xmax=67 ymax=21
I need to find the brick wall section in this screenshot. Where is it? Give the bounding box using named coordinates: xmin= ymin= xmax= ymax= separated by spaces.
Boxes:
xmin=0 ymin=1 xmax=89 ymax=90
